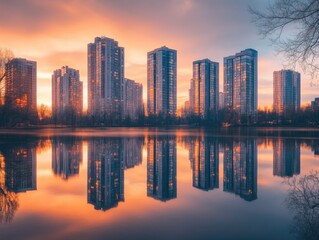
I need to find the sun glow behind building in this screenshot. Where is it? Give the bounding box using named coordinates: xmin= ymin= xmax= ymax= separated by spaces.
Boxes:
xmin=0 ymin=1 xmax=318 ymax=110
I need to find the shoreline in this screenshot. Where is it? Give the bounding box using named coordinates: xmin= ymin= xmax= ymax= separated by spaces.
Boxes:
xmin=0 ymin=126 xmax=319 ymax=139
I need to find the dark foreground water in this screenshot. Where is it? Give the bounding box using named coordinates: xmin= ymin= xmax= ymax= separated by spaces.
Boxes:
xmin=0 ymin=128 xmax=318 ymax=240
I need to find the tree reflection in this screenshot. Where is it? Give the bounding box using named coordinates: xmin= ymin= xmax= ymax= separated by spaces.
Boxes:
xmin=0 ymin=157 xmax=19 ymax=224
xmin=285 ymin=171 xmax=319 ymax=240
xmin=0 ymin=188 xmax=19 ymax=224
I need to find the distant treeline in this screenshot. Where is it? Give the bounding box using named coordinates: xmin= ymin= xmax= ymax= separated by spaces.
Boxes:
xmin=0 ymin=106 xmax=319 ymax=128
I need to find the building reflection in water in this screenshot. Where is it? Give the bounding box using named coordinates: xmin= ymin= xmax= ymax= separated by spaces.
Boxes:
xmin=285 ymin=171 xmax=319 ymax=240
xmin=1 ymin=142 xmax=37 ymax=193
xmin=273 ymin=139 xmax=300 ymax=177
xmin=123 ymin=137 xmax=143 ymax=169
xmin=189 ymin=136 xmax=219 ymax=191
xmin=223 ymin=139 xmax=257 ymax=201
xmin=147 ymin=136 xmax=177 ymax=202
xmin=87 ymin=137 xmax=143 ymax=211
xmin=52 ymin=137 xmax=83 ymax=180
xmin=311 ymin=140 xmax=319 ymax=156
xmin=0 ymin=140 xmax=37 ymax=223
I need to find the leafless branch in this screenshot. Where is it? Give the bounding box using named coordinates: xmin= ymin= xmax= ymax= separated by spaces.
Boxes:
xmin=0 ymin=189 xmax=19 ymax=224
xmin=250 ymin=0 xmax=319 ymax=79
xmin=285 ymin=170 xmax=319 ymax=240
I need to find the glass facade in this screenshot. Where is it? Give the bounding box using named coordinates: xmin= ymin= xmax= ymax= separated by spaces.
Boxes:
xmin=190 ymin=59 xmax=219 ymax=118
xmin=223 ymin=49 xmax=258 ymax=121
xmin=5 ymin=58 xmax=37 ymax=112
xmin=223 ymin=56 xmax=234 ymax=109
xmin=52 ymin=66 xmax=83 ymax=118
xmin=124 ymin=78 xmax=143 ymax=120
xmin=273 ymin=70 xmax=301 ymax=115
xmin=147 ymin=46 xmax=177 ymax=116
xmin=88 ymin=37 xmax=124 ymax=118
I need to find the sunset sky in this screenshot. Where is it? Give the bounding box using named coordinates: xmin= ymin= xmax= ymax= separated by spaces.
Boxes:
xmin=1 ymin=0 xmax=318 ymax=109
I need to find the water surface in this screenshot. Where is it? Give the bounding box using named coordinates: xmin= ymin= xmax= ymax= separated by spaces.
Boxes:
xmin=0 ymin=128 xmax=318 ymax=240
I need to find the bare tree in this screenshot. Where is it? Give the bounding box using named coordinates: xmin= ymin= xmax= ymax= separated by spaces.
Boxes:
xmin=0 ymin=48 xmax=14 ymax=104
xmin=285 ymin=170 xmax=319 ymax=240
xmin=250 ymin=0 xmax=319 ymax=79
xmin=0 ymin=156 xmax=19 ymax=224
xmin=0 ymin=189 xmax=19 ymax=224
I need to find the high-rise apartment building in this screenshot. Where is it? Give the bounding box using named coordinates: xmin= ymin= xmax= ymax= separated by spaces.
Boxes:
xmin=189 ymin=59 xmax=219 ymax=118
xmin=223 ymin=49 xmax=258 ymax=120
xmin=273 ymin=70 xmax=300 ymax=115
xmin=88 ymin=37 xmax=124 ymax=119
xmin=124 ymin=78 xmax=143 ymax=120
xmin=52 ymin=66 xmax=83 ymax=117
xmin=147 ymin=46 xmax=177 ymax=116
xmin=5 ymin=58 xmax=37 ymax=112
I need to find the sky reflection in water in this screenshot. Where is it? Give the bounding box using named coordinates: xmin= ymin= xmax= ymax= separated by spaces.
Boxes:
xmin=0 ymin=129 xmax=318 ymax=240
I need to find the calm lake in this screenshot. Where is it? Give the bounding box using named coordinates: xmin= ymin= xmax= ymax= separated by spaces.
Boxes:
xmin=0 ymin=128 xmax=318 ymax=240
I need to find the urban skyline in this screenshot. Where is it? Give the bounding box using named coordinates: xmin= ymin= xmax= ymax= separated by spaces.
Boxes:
xmin=3 ymin=46 xmax=313 ymax=120
xmin=1 ymin=1 xmax=318 ymax=111
xmin=1 ymin=1 xmax=319 ymax=238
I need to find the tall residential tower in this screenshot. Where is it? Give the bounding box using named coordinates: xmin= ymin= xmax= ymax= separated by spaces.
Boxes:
xmin=273 ymin=69 xmax=300 ymax=115
xmin=189 ymin=59 xmax=219 ymax=118
xmin=223 ymin=49 xmax=258 ymax=121
xmin=147 ymin=46 xmax=177 ymax=116
xmin=124 ymin=78 xmax=143 ymax=120
xmin=5 ymin=58 xmax=37 ymax=112
xmin=52 ymin=66 xmax=83 ymax=117
xmin=88 ymin=37 xmax=124 ymax=119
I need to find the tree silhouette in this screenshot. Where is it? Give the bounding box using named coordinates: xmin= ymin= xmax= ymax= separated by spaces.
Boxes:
xmin=0 ymin=157 xmax=19 ymax=224
xmin=0 ymin=188 xmax=19 ymax=224
xmin=285 ymin=170 xmax=319 ymax=240
xmin=0 ymin=48 xmax=14 ymax=104
xmin=250 ymin=0 xmax=319 ymax=78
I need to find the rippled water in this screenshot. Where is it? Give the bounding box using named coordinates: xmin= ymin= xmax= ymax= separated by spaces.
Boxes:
xmin=0 ymin=128 xmax=318 ymax=240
